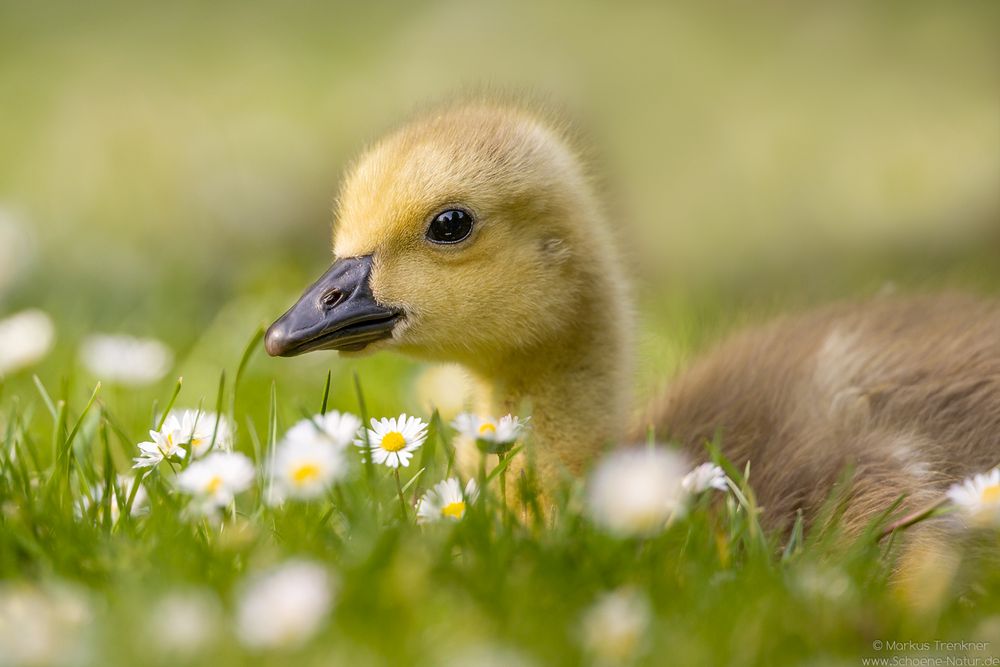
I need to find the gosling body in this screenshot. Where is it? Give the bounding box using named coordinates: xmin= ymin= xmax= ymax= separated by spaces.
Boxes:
xmin=642 ymin=294 xmax=1000 ymax=534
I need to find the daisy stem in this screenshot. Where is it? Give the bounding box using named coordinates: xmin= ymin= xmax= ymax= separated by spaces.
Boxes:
xmin=163 ymin=454 xmax=179 ymax=476
xmin=478 ymin=455 xmax=487 ymax=508
xmin=497 ymin=451 xmax=508 ymax=521
xmin=393 ymin=469 xmax=408 ymax=521
xmin=499 ymin=456 xmax=507 ymax=505
xmin=878 ymin=496 xmax=951 ymax=540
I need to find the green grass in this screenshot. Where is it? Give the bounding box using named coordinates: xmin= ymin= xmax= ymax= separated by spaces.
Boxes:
xmin=2 ymin=339 xmax=1000 ymax=667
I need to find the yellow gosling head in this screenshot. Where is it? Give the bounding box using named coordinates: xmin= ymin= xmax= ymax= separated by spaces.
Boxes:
xmin=265 ymin=101 xmax=618 ymax=373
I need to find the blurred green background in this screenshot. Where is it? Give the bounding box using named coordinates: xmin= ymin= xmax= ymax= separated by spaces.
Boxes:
xmin=0 ymin=0 xmax=998 ymax=428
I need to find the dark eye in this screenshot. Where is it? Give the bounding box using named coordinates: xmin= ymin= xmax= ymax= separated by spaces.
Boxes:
xmin=426 ymin=209 xmax=474 ymax=244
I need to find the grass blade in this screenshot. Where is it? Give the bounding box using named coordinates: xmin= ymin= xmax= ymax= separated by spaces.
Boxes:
xmin=319 ymin=370 xmax=332 ymax=415
xmin=486 ymin=445 xmax=523 ymax=484
xmin=232 ymin=326 xmax=264 ymax=413
xmin=782 ymin=509 xmax=805 ymax=562
xmin=400 ymin=467 xmax=426 ymax=495
xmin=60 ymin=382 xmax=102 ymax=467
xmin=32 ymin=375 xmax=57 ymax=421
xmin=156 ymin=377 xmax=184 ymax=430
xmin=417 ymin=409 xmax=441 ymax=477
xmin=353 ymin=373 xmax=376 ymax=488
xmin=208 ymin=371 xmax=226 ymax=454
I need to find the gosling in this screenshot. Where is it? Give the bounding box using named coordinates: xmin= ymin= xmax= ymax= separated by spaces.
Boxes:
xmin=265 ymin=101 xmax=1000 ymax=543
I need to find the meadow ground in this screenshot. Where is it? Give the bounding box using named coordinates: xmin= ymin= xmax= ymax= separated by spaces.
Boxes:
xmin=3 ymin=271 xmax=1000 ymax=666
xmin=1 ymin=2 xmax=999 ymax=665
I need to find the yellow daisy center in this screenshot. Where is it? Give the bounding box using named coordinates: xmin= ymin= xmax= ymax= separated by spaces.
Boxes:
xmin=441 ymin=501 xmax=466 ymax=519
xmin=478 ymin=423 xmax=496 ymax=436
xmin=206 ymin=476 xmax=223 ymax=494
xmin=381 ymin=431 xmax=407 ymax=452
xmin=292 ymin=463 xmax=321 ymax=486
xmin=981 ymin=484 xmax=1000 ymax=504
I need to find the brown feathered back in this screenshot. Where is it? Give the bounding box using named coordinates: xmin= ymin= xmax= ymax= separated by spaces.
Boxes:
xmin=638 ymin=292 xmax=1000 ymax=534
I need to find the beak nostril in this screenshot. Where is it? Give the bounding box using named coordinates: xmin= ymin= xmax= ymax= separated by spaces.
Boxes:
xmin=267 ymin=255 xmax=394 ymax=357
xmin=320 ymin=288 xmax=344 ymax=309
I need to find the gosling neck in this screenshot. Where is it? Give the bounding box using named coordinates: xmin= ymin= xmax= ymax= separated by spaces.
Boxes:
xmin=471 ymin=272 xmax=632 ymax=481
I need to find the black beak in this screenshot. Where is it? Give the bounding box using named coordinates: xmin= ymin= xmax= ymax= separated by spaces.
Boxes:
xmin=265 ymin=255 xmax=401 ymax=356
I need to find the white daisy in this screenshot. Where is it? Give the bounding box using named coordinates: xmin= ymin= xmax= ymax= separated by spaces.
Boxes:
xmin=75 ymin=475 xmax=148 ymax=524
xmin=0 ymin=582 xmax=91 ymax=667
xmin=355 ymin=414 xmax=428 ymax=469
xmin=416 ymin=478 xmax=479 ymax=524
xmin=578 ymin=588 xmax=652 ymax=664
xmin=133 ymin=414 xmax=188 ymax=469
xmin=586 ymin=446 xmax=690 ymax=537
xmin=176 ymin=452 xmax=255 ymax=510
xmin=792 ymin=564 xmax=854 ymax=602
xmin=284 ymin=410 xmax=361 ymax=451
xmin=452 ymin=413 xmax=526 ymax=452
xmin=0 ymin=205 xmax=35 ymax=294
xmin=441 ymin=644 xmax=538 ymax=667
xmin=682 ymin=462 xmax=729 ymax=494
xmin=0 ymin=309 xmax=55 ymax=376
xmin=236 ymin=560 xmax=334 ymax=650
xmin=947 ymin=468 xmax=1000 ymax=527
xmin=414 ymin=364 xmax=473 ymax=420
xmin=145 ymin=589 xmax=222 ymax=657
xmin=269 ymin=437 xmax=348 ymax=503
xmin=171 ymin=409 xmax=234 ymax=457
xmin=79 ymin=334 xmax=172 ymax=387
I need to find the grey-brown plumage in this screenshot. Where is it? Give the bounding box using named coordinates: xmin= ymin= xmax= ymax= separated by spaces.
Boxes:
xmin=639 ymin=293 xmax=1000 ymax=536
